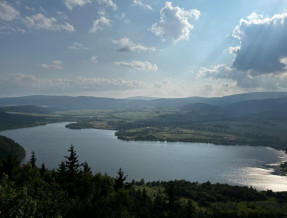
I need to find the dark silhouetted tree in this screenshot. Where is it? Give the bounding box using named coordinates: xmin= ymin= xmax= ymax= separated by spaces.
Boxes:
xmin=64 ymin=145 xmax=80 ymax=177
xmin=114 ymin=168 xmax=127 ymax=191
xmin=29 ymin=150 xmax=37 ymax=168
xmin=40 ymin=163 xmax=46 ymax=175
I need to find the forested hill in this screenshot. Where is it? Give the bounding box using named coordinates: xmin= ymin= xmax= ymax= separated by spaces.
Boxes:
xmin=0 ymin=92 xmax=287 ymax=110
xmin=0 ymin=135 xmax=25 ymax=160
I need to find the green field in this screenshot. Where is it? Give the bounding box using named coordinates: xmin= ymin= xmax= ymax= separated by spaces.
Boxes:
xmin=2 ymin=102 xmax=287 ymax=154
xmin=62 ymin=109 xmax=287 ymax=152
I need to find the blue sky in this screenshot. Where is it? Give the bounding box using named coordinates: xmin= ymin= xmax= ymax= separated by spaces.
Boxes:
xmin=1 ymin=0 xmax=287 ymax=98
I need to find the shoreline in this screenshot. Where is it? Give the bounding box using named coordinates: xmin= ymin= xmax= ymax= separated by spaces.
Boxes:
xmin=66 ymin=122 xmax=287 ymax=153
xmin=2 ymin=121 xmax=287 ymax=191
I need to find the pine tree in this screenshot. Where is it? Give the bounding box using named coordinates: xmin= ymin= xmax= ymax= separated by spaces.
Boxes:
xmin=62 ymin=145 xmax=82 ymax=197
xmin=114 ymin=168 xmax=127 ymax=191
xmin=29 ymin=151 xmax=37 ymax=168
xmin=64 ymin=145 xmax=80 ymax=177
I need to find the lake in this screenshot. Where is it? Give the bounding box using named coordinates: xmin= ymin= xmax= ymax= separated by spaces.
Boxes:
xmin=1 ymin=122 xmax=287 ymax=191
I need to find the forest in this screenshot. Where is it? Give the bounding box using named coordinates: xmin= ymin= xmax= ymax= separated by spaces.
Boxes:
xmin=0 ymin=145 xmax=287 ymax=218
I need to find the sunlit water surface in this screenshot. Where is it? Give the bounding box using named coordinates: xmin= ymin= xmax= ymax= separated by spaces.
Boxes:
xmin=1 ymin=122 xmax=287 ymax=191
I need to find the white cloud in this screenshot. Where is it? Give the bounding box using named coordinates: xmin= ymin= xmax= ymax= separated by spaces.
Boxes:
xmin=112 ymin=38 xmax=156 ymax=52
xmin=228 ymin=46 xmax=240 ymax=54
xmin=98 ymin=0 xmax=117 ymax=10
xmin=0 ymin=1 xmax=20 ymax=21
xmin=89 ymin=16 xmax=111 ymax=33
xmin=40 ymin=60 xmax=63 ymax=70
xmin=232 ymin=11 xmax=287 ymax=75
xmin=90 ymin=55 xmax=98 ymax=63
xmin=24 ymin=14 xmax=75 ymax=31
xmin=198 ymin=64 xmax=237 ymax=80
xmin=133 ymin=0 xmax=152 ymax=11
xmin=68 ymin=42 xmax=88 ymax=50
xmin=115 ymin=60 xmax=158 ymax=71
xmin=64 ymin=0 xmax=91 ymax=10
xmin=150 ymin=2 xmax=200 ymax=43
xmin=198 ymin=63 xmax=287 ymax=90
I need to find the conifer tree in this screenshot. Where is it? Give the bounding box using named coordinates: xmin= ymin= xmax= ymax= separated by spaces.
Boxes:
xmin=40 ymin=163 xmax=46 ymax=175
xmin=64 ymin=145 xmax=80 ymax=177
xmin=114 ymin=168 xmax=127 ymax=191
xmin=29 ymin=151 xmax=37 ymax=168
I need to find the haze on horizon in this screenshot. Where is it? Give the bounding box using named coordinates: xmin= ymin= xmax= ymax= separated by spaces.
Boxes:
xmin=1 ymin=0 xmax=287 ymax=98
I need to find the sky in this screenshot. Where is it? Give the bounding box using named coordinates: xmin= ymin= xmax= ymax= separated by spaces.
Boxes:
xmin=1 ymin=0 xmax=287 ymax=98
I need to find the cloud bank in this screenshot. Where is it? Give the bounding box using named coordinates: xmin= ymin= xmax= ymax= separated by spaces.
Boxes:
xmin=1 ymin=73 xmax=146 ymax=95
xmin=199 ymin=11 xmax=287 ymax=91
xmin=232 ymin=12 xmax=287 ymax=76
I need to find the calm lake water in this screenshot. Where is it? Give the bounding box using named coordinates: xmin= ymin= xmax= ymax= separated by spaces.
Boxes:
xmin=1 ymin=122 xmax=287 ymax=191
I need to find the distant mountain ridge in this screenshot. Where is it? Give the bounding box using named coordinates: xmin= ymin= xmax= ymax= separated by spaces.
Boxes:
xmin=0 ymin=92 xmax=287 ymax=111
xmin=126 ymin=96 xmax=159 ymax=100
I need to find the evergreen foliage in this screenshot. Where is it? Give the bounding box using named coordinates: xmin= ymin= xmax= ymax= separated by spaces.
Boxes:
xmin=114 ymin=168 xmax=127 ymax=191
xmin=29 ymin=150 xmax=37 ymax=168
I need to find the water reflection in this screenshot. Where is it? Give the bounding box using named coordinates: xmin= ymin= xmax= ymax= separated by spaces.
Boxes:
xmin=1 ymin=122 xmax=287 ymax=191
xmin=227 ymin=167 xmax=287 ymax=192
